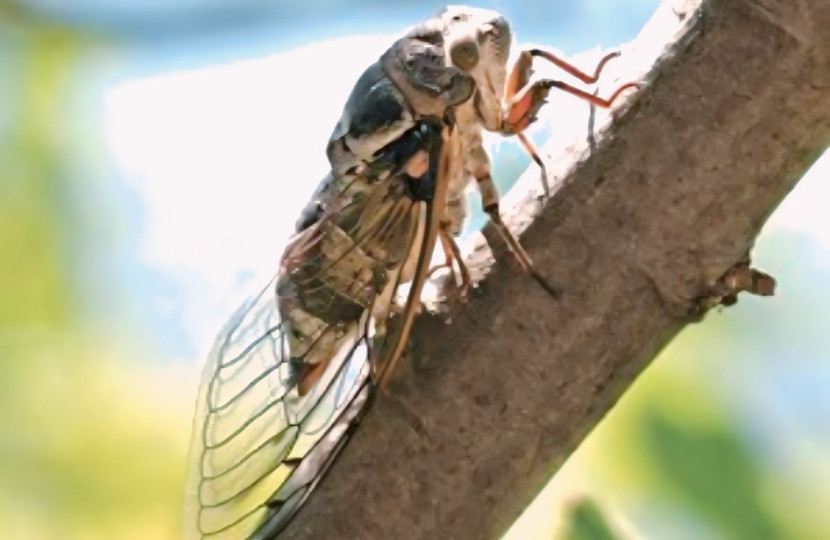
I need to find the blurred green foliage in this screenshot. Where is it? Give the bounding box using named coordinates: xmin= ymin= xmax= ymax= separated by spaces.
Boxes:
xmin=0 ymin=16 xmax=190 ymax=540
xmin=558 ymin=499 xmax=621 ymax=540
xmin=640 ymin=411 xmax=779 ymax=539
xmin=0 ymin=26 xmax=76 ymax=331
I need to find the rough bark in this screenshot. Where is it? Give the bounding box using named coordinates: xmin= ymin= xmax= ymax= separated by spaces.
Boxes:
xmin=283 ymin=0 xmax=830 ymax=538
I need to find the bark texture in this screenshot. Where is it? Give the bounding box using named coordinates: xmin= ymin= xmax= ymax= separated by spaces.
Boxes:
xmin=283 ymin=0 xmax=830 ymax=538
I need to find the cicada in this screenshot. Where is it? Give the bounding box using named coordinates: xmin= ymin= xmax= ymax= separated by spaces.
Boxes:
xmin=184 ymin=6 xmax=636 ymax=539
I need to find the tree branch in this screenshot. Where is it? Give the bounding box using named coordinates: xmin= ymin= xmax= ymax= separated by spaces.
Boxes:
xmin=282 ymin=0 xmax=830 ymax=538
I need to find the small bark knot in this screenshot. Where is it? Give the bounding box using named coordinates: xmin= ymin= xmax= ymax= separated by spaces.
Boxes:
xmin=693 ymin=261 xmax=776 ymax=314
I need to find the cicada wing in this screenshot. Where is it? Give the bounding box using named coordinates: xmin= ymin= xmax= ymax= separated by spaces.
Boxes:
xmin=248 ymin=369 xmax=372 ymax=539
xmin=249 ymin=197 xmax=430 ymax=538
xmin=373 ymin=125 xmax=459 ymax=387
xmin=184 ymin=202 xmax=429 ymax=539
xmin=183 ymin=274 xmax=373 ymax=540
xmin=185 ymin=117 xmax=451 ymax=538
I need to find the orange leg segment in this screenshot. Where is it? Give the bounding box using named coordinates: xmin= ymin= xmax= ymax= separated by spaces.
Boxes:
xmin=516 ymin=132 xmax=549 ymax=198
xmin=541 ymin=80 xmax=639 ymax=108
xmin=501 ymin=48 xmax=638 ymax=199
xmin=529 ymin=49 xmax=622 ymax=85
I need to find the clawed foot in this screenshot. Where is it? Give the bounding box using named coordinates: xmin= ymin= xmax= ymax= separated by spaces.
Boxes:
xmin=428 ymin=265 xmax=473 ymax=308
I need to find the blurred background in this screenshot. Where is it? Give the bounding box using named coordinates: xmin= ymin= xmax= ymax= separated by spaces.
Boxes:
xmin=1 ymin=0 xmax=827 ymax=538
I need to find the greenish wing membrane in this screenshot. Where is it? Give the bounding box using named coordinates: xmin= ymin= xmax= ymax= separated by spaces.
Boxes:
xmin=184 ymin=275 xmax=373 ymax=539
xmin=185 ymin=115 xmax=444 ymax=538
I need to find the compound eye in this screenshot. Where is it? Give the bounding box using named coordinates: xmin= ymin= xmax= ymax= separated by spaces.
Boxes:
xmin=449 ymin=38 xmax=479 ymax=71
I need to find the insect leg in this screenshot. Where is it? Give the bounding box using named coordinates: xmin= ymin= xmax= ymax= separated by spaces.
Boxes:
xmin=502 ymin=78 xmax=638 ymax=136
xmin=426 ymin=225 xmax=455 ymax=277
xmin=504 ymin=48 xmax=622 ymax=109
xmin=482 ymin=197 xmax=560 ymax=298
xmin=539 ymin=79 xmax=640 ymax=109
xmin=500 ymin=52 xmax=552 ymax=197
xmin=428 ymin=173 xmax=471 ymax=282
xmin=502 ymin=45 xmax=637 ymax=135
xmin=516 ymin=131 xmax=549 ymax=198
xmin=430 ymin=224 xmax=472 ymax=296
xmin=529 ymin=49 xmax=622 ymax=85
xmin=470 ymin=145 xmax=559 ymax=298
xmin=505 ymin=50 xmax=535 ymax=105
xmin=443 ymin=229 xmax=472 ymax=294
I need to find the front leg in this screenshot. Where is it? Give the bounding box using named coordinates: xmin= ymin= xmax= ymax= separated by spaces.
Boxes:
xmin=500 ymin=49 xmax=638 ymax=198
xmin=503 ymin=48 xmax=630 ymax=113
xmin=503 ymin=78 xmax=640 ymax=137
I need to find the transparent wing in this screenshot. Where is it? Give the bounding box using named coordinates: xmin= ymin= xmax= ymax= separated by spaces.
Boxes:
xmin=184 ymin=204 xmax=429 ymax=539
xmin=184 ymin=119 xmax=447 ymax=539
xmin=183 ymin=274 xmax=375 ymax=539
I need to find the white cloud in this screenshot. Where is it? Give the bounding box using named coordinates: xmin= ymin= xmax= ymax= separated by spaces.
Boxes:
xmin=102 ymin=34 xmax=396 ymax=361
xmin=765 ymin=150 xmax=830 ymax=246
